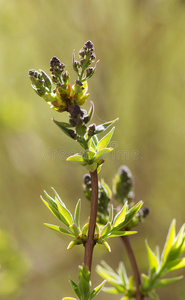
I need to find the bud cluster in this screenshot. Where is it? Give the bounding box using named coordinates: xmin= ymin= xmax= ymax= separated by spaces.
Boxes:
xmin=29 ymin=69 xmax=52 ymax=96
xmin=113 ymin=165 xmax=134 ymax=204
xmin=50 ymin=56 xmax=66 ymax=85
xmin=73 ymin=40 xmax=98 ymax=82
xmin=113 ymin=165 xmax=149 ymax=229
xmin=29 ymin=41 xmax=97 ymax=114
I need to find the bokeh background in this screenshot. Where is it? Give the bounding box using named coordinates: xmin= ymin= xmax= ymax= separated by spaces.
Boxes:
xmin=0 ymin=0 xmax=185 ymax=299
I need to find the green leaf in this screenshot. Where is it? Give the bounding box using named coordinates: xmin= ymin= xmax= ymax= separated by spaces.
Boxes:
xmin=145 ymin=241 xmax=159 ymax=274
xmin=141 ymin=273 xmax=150 ymax=289
xmin=85 ymin=162 xmax=97 ymax=172
xmin=53 ymin=119 xmax=76 ymax=139
xmin=152 ymin=276 xmax=183 ymax=289
xmin=69 ymin=279 xmax=81 ymax=299
xmin=82 ymin=149 xmax=96 ymax=163
xmin=101 ymin=179 xmax=112 ymax=199
xmin=82 ymin=223 xmax=89 ymax=235
xmin=41 ymin=70 xmax=52 ymax=91
xmin=112 ymin=202 xmax=127 ymax=230
xmin=56 ymin=198 xmax=73 ymax=227
xmin=67 ymin=240 xmax=78 ymax=250
xmin=102 ymin=241 xmax=111 ymax=252
xmin=62 ymin=298 xmax=77 ymax=300
xmin=123 ymin=201 xmax=143 ymax=227
xmin=172 ymin=223 xmax=185 ymax=250
xmin=166 ymin=257 xmax=185 ymax=272
xmin=91 ymin=135 xmax=99 ymax=148
xmin=102 ymin=287 xmax=119 ymax=294
xmin=86 ymin=101 xmax=94 ymax=123
xmin=67 ymin=154 xmax=86 ymax=165
xmin=100 ymin=222 xmax=111 ymax=238
xmin=44 ymin=223 xmax=75 ymax=236
xmin=161 ymin=219 xmax=176 ymax=264
xmin=74 ymin=199 xmax=81 ymax=227
xmin=106 ymin=230 xmax=136 ymax=238
xmin=90 ymin=280 xmax=106 ymax=299
xmin=41 ymin=196 xmax=61 ymax=221
xmin=95 ymin=118 xmax=119 ymax=134
xmin=78 ymin=265 xmax=91 ymax=300
xmin=94 ymin=148 xmax=113 ymax=162
xmin=51 ymin=187 xmax=66 ymax=207
xmin=118 ymin=262 xmax=128 ymax=286
xmin=108 ymin=205 xmax=114 ymax=223
xmin=97 ymin=127 xmax=115 ymax=151
xmin=147 ymin=291 xmax=159 ymax=300
xmin=69 ymin=223 xmax=81 ymax=236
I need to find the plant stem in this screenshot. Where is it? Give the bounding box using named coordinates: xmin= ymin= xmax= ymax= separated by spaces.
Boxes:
xmin=84 ymin=169 xmax=98 ymax=273
xmin=121 ymin=236 xmax=144 ymax=300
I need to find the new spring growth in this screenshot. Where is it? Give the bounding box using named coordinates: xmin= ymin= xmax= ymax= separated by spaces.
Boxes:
xmin=29 ymin=40 xmax=98 ymax=113
xmin=113 ymin=165 xmax=149 ymax=229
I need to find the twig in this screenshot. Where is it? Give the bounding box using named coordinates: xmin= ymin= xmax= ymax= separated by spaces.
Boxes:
xmin=84 ymin=169 xmax=98 ymax=273
xmin=121 ymin=235 xmax=144 ymax=300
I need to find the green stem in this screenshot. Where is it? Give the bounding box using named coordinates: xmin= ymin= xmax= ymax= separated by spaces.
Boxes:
xmin=121 ymin=236 xmax=144 ymax=300
xmin=84 ymin=169 xmax=98 ymax=273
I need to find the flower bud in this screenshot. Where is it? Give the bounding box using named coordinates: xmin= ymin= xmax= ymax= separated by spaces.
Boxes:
xmin=113 ymin=165 xmax=134 ymax=204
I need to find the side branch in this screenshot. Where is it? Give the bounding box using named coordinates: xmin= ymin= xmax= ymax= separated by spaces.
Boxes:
xmin=121 ymin=236 xmax=144 ymax=300
xmin=84 ymin=169 xmax=98 ymax=273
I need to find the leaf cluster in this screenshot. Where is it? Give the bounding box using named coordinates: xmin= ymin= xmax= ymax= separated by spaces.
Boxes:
xmin=41 ymin=188 xmax=143 ymax=253
xmin=97 ymin=220 xmax=185 ymax=300
xmin=63 ymin=264 xmax=106 ymax=300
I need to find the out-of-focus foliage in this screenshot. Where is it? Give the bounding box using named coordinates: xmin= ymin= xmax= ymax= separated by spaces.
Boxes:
xmin=0 ymin=229 xmax=29 ymax=298
xmin=0 ymin=0 xmax=185 ymax=299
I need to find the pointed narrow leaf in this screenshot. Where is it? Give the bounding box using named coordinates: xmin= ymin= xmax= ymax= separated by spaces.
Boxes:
xmin=101 ymin=222 xmax=111 ymax=238
xmin=97 ymin=127 xmax=115 ymax=151
xmin=67 ymin=240 xmax=78 ymax=250
xmin=173 ymin=223 xmax=185 ymax=250
xmin=67 ymin=154 xmax=86 ymax=165
xmin=43 ymin=190 xmax=57 ymax=207
xmin=152 ymin=276 xmax=183 ymax=289
xmin=94 ymin=148 xmax=113 ymax=162
xmin=51 ymin=187 xmax=66 ymax=207
xmin=141 ymin=273 xmax=150 ymax=289
xmin=69 ymin=279 xmax=81 ymax=298
xmin=91 ymin=135 xmax=99 ymax=148
xmin=161 ymin=219 xmax=176 ymax=263
xmin=41 ymin=196 xmax=61 ymax=220
xmin=90 ymin=280 xmax=106 ymax=299
xmin=118 ymin=262 xmax=128 ymax=286
xmin=124 ymin=201 xmax=143 ymax=227
xmin=109 ymin=205 xmax=114 ymax=223
xmin=56 ymin=198 xmax=73 ymax=227
xmin=101 ymin=180 xmax=112 ymax=199
xmin=87 ymin=101 xmax=94 ymax=123
xmin=102 ymin=287 xmax=119 ymax=294
xmin=102 ymin=241 xmax=111 ymax=252
xmin=44 ymin=223 xmax=75 ymax=236
xmin=95 ymin=118 xmax=119 ymax=134
xmin=112 ymin=202 xmax=127 ymax=230
xmin=166 ymin=257 xmax=185 ymax=272
xmin=69 ymin=223 xmax=81 ymax=236
xmin=106 ymin=231 xmax=136 ymax=238
xmin=147 ymin=291 xmax=159 ymax=300
xmin=145 ymin=241 xmax=159 ymax=273
xmin=53 ymin=119 xmax=76 ymax=139
xmin=74 ymin=199 xmax=81 ymax=227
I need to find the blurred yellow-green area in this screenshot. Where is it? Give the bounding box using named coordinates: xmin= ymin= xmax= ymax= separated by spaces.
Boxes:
xmin=0 ymin=0 xmax=185 ymax=299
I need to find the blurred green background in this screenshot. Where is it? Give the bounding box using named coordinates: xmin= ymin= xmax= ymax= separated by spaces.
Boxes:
xmin=0 ymin=0 xmax=185 ymax=299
